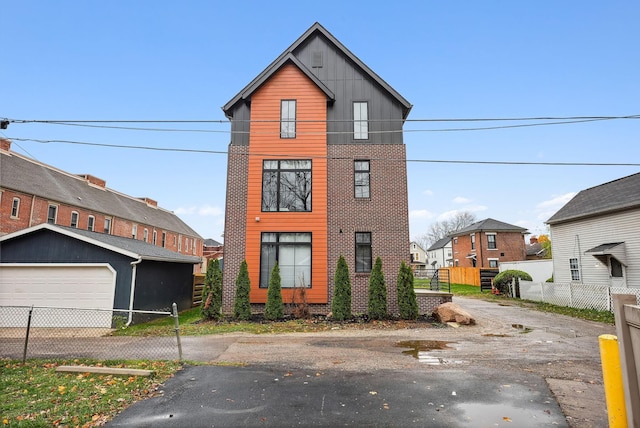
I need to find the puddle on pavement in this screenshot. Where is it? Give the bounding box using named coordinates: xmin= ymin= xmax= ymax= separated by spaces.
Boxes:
xmin=395 ymin=340 xmax=454 ymax=358
xmin=511 ymin=324 xmax=533 ymax=334
xmin=455 ymin=402 xmax=561 ymax=427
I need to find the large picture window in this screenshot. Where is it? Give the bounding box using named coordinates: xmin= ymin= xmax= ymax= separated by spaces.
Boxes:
xmin=354 ymin=160 xmax=370 ymax=198
xmin=353 ymin=101 xmax=368 ymax=140
xmin=355 ymin=232 xmax=372 ymax=272
xmin=262 ymin=160 xmax=312 ymax=212
xmin=281 ymin=100 xmax=296 ymax=138
xmin=260 ymin=232 xmax=311 ymax=288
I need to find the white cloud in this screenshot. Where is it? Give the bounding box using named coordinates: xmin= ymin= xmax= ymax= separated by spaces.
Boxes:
xmin=409 ymin=209 xmax=436 ymax=219
xmin=174 ymin=204 xmax=223 ymax=217
xmin=422 ymin=189 xmax=434 ymax=196
xmin=452 ymin=196 xmax=470 ymax=204
xmin=174 ymin=206 xmax=197 ymax=215
xmin=537 ymin=192 xmax=576 ymax=209
xmin=465 ymin=204 xmax=488 ymax=213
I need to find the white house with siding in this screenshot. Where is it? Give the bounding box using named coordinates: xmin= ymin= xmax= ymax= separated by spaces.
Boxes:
xmin=426 ymin=237 xmax=452 ymax=269
xmin=546 ymin=172 xmax=640 ymax=288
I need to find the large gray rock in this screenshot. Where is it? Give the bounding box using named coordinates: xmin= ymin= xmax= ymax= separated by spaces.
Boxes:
xmin=433 ymin=302 xmax=476 ymax=325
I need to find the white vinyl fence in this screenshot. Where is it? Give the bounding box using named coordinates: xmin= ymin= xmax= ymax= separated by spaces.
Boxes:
xmin=518 ymin=281 xmax=640 ymax=312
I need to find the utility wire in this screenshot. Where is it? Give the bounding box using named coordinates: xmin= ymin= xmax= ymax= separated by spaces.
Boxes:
xmin=7 ymin=137 xmax=640 ymax=167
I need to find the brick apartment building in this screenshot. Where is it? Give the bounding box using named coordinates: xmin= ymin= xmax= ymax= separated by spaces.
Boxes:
xmin=449 ymin=218 xmax=528 ymax=268
xmin=0 ymin=138 xmax=203 ymax=260
xmin=221 ymin=23 xmax=413 ymax=315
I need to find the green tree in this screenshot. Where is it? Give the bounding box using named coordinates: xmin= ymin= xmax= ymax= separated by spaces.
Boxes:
xmin=265 ymin=262 xmax=284 ymax=320
xmin=332 ymin=255 xmax=352 ymax=321
xmin=201 ymin=258 xmax=223 ymax=320
xmin=367 ymin=257 xmax=387 ymax=320
xmin=233 ymin=260 xmax=252 ymax=320
xmin=396 ymin=261 xmax=418 ymax=320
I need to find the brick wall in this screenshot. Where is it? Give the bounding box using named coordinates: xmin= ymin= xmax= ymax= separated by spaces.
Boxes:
xmin=452 ymin=232 xmax=527 ymax=267
xmin=221 ymin=145 xmax=249 ymax=313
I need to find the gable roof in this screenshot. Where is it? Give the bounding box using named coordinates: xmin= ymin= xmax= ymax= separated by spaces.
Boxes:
xmin=427 ymin=237 xmax=452 ymax=251
xmin=0 ymin=149 xmax=202 ymax=238
xmin=222 ymin=22 xmax=412 ymax=118
xmin=449 ymin=218 xmax=528 ymax=237
xmin=546 ymin=172 xmax=640 ymax=225
xmin=410 ymin=241 xmax=427 ymax=253
xmin=0 ymin=223 xmax=202 ymax=264
xmin=204 ymin=238 xmax=223 ymax=247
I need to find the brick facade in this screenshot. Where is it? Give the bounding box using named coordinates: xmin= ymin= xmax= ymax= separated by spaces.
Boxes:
xmin=451 ymin=232 xmax=526 ymax=267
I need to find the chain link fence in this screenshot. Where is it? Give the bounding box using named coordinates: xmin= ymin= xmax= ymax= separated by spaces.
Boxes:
xmin=0 ymin=304 xmax=182 ymax=362
xmin=518 ymin=281 xmax=640 ymax=311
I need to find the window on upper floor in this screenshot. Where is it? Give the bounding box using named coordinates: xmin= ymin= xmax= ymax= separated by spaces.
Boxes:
xmin=355 ymin=232 xmax=372 ymax=273
xmin=87 ymin=216 xmax=95 ymax=232
xmin=280 ymin=100 xmax=296 ymax=138
xmin=104 ymin=218 xmax=112 ymax=234
xmin=262 ymin=160 xmax=311 ymax=212
xmin=353 ymin=101 xmax=368 ymax=140
xmin=153 ymin=230 xmax=157 ymax=245
xmin=47 ymin=205 xmax=57 ymax=224
xmin=470 ymin=233 xmax=476 ymax=250
xmin=178 ymin=236 xmax=182 ymax=252
xmin=143 ymin=228 xmax=148 ymax=242
xmin=487 ymin=233 xmax=497 ymax=249
xmin=260 ymin=232 xmax=311 ymax=288
xmin=354 ymin=160 xmax=370 ymax=198
xmin=70 ymin=212 xmax=79 ymax=228
xmin=162 ymin=232 xmax=166 ymax=248
xmin=132 ymin=224 xmax=137 ymax=239
xmin=11 ymin=198 xmax=20 ymax=218
xmin=569 ymin=258 xmax=580 ymax=281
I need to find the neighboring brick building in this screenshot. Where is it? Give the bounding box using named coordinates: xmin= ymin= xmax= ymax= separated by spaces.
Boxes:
xmin=449 ymin=218 xmax=528 ymax=268
xmin=0 ymin=138 xmax=203 ymax=260
xmin=221 ymin=22 xmax=413 ymax=315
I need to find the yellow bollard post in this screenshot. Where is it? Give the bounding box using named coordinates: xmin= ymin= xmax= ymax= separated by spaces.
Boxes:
xmin=599 ymin=334 xmax=628 ymax=428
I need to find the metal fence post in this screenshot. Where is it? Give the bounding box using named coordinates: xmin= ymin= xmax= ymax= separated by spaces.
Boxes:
xmin=22 ymin=306 xmax=34 ymax=364
xmin=172 ymin=303 xmax=183 ymax=362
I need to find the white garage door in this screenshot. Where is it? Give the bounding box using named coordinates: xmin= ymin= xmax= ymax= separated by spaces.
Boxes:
xmin=0 ymin=263 xmax=116 ymax=328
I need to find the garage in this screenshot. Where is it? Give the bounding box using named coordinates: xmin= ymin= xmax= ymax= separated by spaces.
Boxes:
xmin=0 ymin=263 xmax=116 ymax=328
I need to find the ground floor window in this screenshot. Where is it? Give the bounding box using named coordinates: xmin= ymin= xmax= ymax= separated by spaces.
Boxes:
xmin=569 ymin=258 xmax=580 ymax=281
xmin=355 ymin=232 xmax=372 ymax=272
xmin=260 ymin=232 xmax=311 ymax=288
xmin=488 ymin=258 xmax=499 ymax=268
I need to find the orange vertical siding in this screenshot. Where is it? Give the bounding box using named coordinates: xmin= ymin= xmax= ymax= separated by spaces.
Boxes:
xmin=245 ymin=63 xmax=328 ymax=303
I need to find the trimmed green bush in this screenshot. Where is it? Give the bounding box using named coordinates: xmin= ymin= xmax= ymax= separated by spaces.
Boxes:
xmin=332 ymin=255 xmax=352 ymax=321
xmin=493 ymin=269 xmax=532 ymax=295
xmin=397 ymin=261 xmax=418 ymax=320
xmin=368 ymin=257 xmax=387 ymax=320
xmin=201 ymin=258 xmax=223 ymax=320
xmin=233 ymin=260 xmax=252 ymax=320
xmin=265 ymin=262 xmax=284 ymax=320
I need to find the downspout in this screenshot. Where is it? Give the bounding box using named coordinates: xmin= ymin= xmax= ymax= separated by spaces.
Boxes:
xmin=126 ymin=257 xmax=143 ymax=326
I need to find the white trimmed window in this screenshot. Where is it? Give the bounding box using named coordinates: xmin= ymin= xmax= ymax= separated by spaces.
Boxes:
xmin=162 ymin=232 xmax=166 ymax=248
xmin=11 ymin=197 xmax=20 ymax=218
xmin=569 ymin=258 xmax=580 ymax=281
xmin=132 ymin=224 xmax=137 ymax=239
xmin=470 ymin=233 xmax=476 ymax=250
xmin=487 ymin=233 xmax=497 ymax=249
xmin=47 ymin=204 xmax=58 ymax=224
xmin=104 ymin=218 xmax=112 ymax=234
xmin=143 ymin=229 xmax=148 ymax=242
xmin=70 ymin=211 xmax=79 ymax=228
xmin=353 ymin=101 xmax=368 ymax=139
xmin=153 ymin=230 xmax=157 ymax=245
xmin=488 ymin=258 xmax=499 ymax=268
xmin=87 ymin=216 xmax=95 ymax=231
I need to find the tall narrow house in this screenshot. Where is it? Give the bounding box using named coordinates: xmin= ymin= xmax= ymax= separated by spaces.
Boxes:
xmin=222 ymin=23 xmax=412 ymax=315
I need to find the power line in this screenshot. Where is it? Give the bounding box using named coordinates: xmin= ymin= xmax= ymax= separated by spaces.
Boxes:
xmin=3 ymin=115 xmax=638 ymax=134
xmin=7 ymin=137 xmax=640 ymax=167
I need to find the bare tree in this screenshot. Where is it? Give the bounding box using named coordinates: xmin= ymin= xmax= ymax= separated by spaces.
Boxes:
xmin=419 ymin=211 xmax=477 ymax=248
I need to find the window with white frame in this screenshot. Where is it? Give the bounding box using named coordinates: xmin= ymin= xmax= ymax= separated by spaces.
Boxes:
xmin=143 ymin=229 xmax=148 ymax=242
xmin=47 ymin=205 xmax=57 ymax=224
xmin=260 ymin=232 xmax=311 ymax=288
xmin=470 ymin=233 xmax=476 ymax=250
xmin=353 ymin=101 xmax=368 ymax=140
xmin=11 ymin=198 xmax=20 ymax=218
xmin=104 ymin=218 xmax=111 ymax=234
xmin=70 ymin=212 xmax=79 ymax=228
xmin=280 ymin=100 xmax=296 ymax=138
xmin=162 ymin=232 xmax=166 ymax=248
xmin=87 ymin=216 xmax=95 ymax=231
xmin=569 ymin=258 xmax=580 ymax=281
xmin=487 ymin=233 xmax=497 ymax=249
xmin=153 ymin=230 xmax=157 ymax=245
xmin=132 ymin=224 xmax=137 ymax=239
xmin=354 ymin=160 xmax=370 ymax=198
xmin=488 ymin=258 xmax=499 ymax=268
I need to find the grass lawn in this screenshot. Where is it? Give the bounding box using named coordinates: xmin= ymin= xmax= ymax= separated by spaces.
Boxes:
xmin=0 ymin=359 xmax=182 ymax=427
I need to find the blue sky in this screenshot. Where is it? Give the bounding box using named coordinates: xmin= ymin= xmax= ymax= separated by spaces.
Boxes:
xmin=4 ymin=1 xmax=639 ymax=243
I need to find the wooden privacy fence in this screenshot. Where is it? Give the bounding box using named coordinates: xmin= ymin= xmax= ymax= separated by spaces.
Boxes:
xmin=441 ymin=267 xmax=498 ymax=289
xmin=192 ymin=274 xmax=205 ymax=307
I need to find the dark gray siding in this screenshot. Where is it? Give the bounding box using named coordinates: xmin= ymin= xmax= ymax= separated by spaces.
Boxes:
xmin=134 ymin=260 xmax=193 ymax=313
xmin=293 ymin=33 xmax=406 ymax=145
xmin=227 ymin=103 xmax=251 ymax=146
xmin=0 ymin=230 xmax=134 ymax=309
